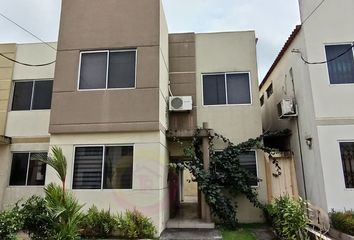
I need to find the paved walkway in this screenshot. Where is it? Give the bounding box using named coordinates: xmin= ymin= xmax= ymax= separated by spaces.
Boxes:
xmin=160 ymin=229 xmax=222 ymax=240
xmin=252 ymin=227 xmax=276 ymax=240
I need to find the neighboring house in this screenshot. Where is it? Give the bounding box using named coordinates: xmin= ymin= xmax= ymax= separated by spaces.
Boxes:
xmin=0 ymin=0 xmax=265 ymax=234
xmin=260 ymin=0 xmax=354 ymax=213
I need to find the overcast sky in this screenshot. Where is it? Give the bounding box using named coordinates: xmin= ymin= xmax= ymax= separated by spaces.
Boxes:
xmin=0 ymin=0 xmax=300 ymax=81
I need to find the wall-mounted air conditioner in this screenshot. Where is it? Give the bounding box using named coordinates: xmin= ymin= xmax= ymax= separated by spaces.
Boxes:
xmin=277 ymin=98 xmax=298 ymax=119
xmin=169 ymin=96 xmax=192 ymax=111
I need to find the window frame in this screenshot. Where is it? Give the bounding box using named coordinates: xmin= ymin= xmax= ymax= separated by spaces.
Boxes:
xmin=213 ymin=149 xmax=259 ymax=188
xmin=77 ymin=49 xmax=138 ymax=91
xmin=338 ymin=140 xmax=354 ymax=189
xmin=325 ymin=42 xmax=354 ymax=86
xmin=71 ymin=144 xmax=134 ymax=191
xmin=201 ymin=72 xmax=253 ymax=107
xmin=10 ymin=79 xmax=53 ymax=111
xmin=8 ymin=151 xmax=47 ymax=187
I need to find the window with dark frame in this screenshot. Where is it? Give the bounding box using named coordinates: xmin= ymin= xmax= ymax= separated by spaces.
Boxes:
xmin=325 ymin=44 xmax=354 ymax=84
xmin=73 ymin=145 xmax=133 ymax=190
xmin=11 ymin=80 xmax=53 ymax=111
xmin=79 ymin=50 xmax=136 ymax=90
xmin=9 ymin=152 xmax=47 ymax=186
xmin=213 ymin=150 xmax=258 ymax=187
xmin=266 ymin=83 xmax=273 ymax=98
xmin=202 ymin=73 xmax=251 ymax=105
xmin=339 ymin=142 xmax=354 ymax=188
xmin=260 ymin=95 xmax=264 ymax=106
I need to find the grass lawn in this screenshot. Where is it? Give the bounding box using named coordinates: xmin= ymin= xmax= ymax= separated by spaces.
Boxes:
xmin=221 ymin=228 xmax=256 ymax=240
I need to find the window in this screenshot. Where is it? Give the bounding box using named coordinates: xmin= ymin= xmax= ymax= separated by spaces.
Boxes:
xmin=239 ymin=151 xmax=258 ymax=186
xmin=213 ymin=150 xmax=258 ymax=186
xmin=202 ymin=73 xmax=251 ymax=105
xmin=73 ymin=145 xmax=133 ymax=189
xmin=79 ymin=50 xmax=136 ymax=90
xmin=9 ymin=152 xmax=47 ymax=186
xmin=266 ymin=83 xmax=273 ymax=98
xmin=325 ymin=44 xmax=354 ymax=84
xmin=339 ymin=142 xmax=354 ymax=188
xmin=260 ymin=95 xmax=264 ymax=106
xmin=11 ymin=80 xmax=53 ymax=111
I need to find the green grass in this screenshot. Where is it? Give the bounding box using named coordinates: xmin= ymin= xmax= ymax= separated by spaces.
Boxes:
xmin=221 ymin=229 xmax=256 ymax=240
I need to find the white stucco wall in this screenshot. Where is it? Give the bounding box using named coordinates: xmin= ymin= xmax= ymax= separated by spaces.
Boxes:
xmin=49 ymin=131 xmax=169 ymax=234
xmin=317 ymin=125 xmax=354 ymax=211
xmin=6 ymin=111 xmax=50 ymax=137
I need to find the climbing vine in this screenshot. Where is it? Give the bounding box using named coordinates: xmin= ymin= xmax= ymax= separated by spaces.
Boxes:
xmin=170 ymin=129 xmax=286 ymax=228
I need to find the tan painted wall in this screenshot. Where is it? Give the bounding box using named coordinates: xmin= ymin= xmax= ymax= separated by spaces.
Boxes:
xmin=50 ymin=0 xmax=165 ymax=134
xmin=0 ymin=44 xmax=16 ymax=136
xmin=195 ymin=32 xmax=266 ymax=222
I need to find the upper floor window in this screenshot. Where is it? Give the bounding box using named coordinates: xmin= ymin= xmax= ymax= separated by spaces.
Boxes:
xmin=260 ymin=95 xmax=264 ymax=106
xmin=339 ymin=142 xmax=354 ymax=188
xmin=73 ymin=145 xmax=134 ymax=189
xmin=11 ymin=80 xmax=53 ymax=111
xmin=266 ymin=83 xmax=273 ymax=98
xmin=79 ymin=50 xmax=136 ymax=90
xmin=202 ymin=72 xmax=251 ymax=106
xmin=9 ymin=152 xmax=47 ymax=186
xmin=325 ymin=44 xmax=354 ymax=84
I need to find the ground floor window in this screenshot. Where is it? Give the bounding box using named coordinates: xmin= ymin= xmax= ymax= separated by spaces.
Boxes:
xmin=339 ymin=142 xmax=354 ymax=188
xmin=9 ymin=152 xmax=47 ymax=186
xmin=73 ymin=145 xmax=134 ymax=190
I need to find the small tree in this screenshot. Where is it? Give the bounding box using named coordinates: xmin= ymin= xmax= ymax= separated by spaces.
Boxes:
xmin=36 ymin=146 xmax=83 ymax=240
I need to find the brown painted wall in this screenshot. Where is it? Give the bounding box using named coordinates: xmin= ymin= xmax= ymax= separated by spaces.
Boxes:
xmin=168 ymin=33 xmax=197 ymax=130
xmin=50 ymin=0 xmax=162 ymax=134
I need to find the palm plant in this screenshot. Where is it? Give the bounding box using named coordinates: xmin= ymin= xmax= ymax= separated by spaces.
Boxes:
xmin=36 ymin=146 xmax=83 ymax=240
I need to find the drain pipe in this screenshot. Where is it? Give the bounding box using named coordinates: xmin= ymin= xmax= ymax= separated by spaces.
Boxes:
xmin=290 ymin=70 xmax=309 ymax=203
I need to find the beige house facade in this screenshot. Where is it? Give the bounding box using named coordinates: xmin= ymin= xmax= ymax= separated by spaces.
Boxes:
xmin=0 ymin=0 xmax=266 ymax=233
xmin=260 ymin=0 xmax=354 ymax=213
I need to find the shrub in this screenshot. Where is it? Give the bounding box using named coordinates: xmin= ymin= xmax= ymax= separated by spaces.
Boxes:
xmin=117 ymin=209 xmax=157 ymax=239
xmin=80 ymin=205 xmax=117 ymax=238
xmin=20 ymin=195 xmax=54 ymax=240
xmin=265 ymin=196 xmax=309 ymax=240
xmin=331 ymin=210 xmax=354 ymax=236
xmin=45 ymin=183 xmax=84 ymax=240
xmin=0 ymin=205 xmax=23 ymax=240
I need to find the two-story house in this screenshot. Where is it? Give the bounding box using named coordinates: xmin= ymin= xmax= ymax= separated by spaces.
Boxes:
xmin=260 ymin=0 xmax=354 ymax=213
xmin=0 ymin=0 xmax=266 ymax=233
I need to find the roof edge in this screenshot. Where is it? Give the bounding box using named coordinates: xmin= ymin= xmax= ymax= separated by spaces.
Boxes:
xmin=259 ymin=25 xmax=302 ymax=90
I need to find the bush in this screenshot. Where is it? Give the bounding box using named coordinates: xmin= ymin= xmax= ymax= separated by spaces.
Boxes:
xmin=331 ymin=210 xmax=354 ymax=236
xmin=265 ymin=196 xmax=309 ymax=240
xmin=20 ymin=195 xmax=54 ymax=240
xmin=0 ymin=205 xmax=23 ymax=240
xmin=117 ymin=209 xmax=157 ymax=239
xmin=80 ymin=205 xmax=117 ymax=238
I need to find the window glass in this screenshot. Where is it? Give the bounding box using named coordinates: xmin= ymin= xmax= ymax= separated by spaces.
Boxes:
xmin=239 ymin=151 xmax=258 ymax=186
xmin=32 ymin=81 xmax=53 ymax=110
xmin=203 ymin=74 xmax=226 ymax=105
xmin=73 ymin=147 xmax=103 ymax=189
xmin=260 ymin=95 xmax=264 ymax=106
xmin=266 ymin=83 xmax=273 ymax=98
xmin=104 ymin=146 xmax=133 ymax=189
xmin=27 ymin=153 xmax=46 ymax=186
xmin=339 ymin=142 xmax=354 ymax=188
xmin=226 ymin=73 xmax=251 ymax=104
xmin=79 ymin=52 xmax=107 ymax=89
xmin=326 ymin=44 xmax=354 ymax=84
xmin=108 ymin=51 xmax=136 ymax=88
xmin=12 ymin=82 xmax=33 ymax=111
xmin=9 ymin=153 xmax=29 ymax=185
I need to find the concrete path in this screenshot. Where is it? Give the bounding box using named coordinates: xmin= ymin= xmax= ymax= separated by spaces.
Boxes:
xmin=252 ymin=227 xmax=276 ymax=240
xmin=160 ymin=229 xmax=222 ymax=240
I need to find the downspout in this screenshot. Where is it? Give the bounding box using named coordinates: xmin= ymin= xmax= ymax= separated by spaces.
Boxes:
xmin=290 ymin=69 xmax=309 ymax=203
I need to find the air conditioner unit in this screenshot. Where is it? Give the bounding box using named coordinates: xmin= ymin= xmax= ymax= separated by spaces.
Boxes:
xmin=169 ymin=96 xmax=192 ymax=111
xmin=277 ymin=98 xmax=297 ymax=119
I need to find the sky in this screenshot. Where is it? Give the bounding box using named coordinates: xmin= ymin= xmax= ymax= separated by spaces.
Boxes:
xmin=0 ymin=0 xmax=301 ymax=81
